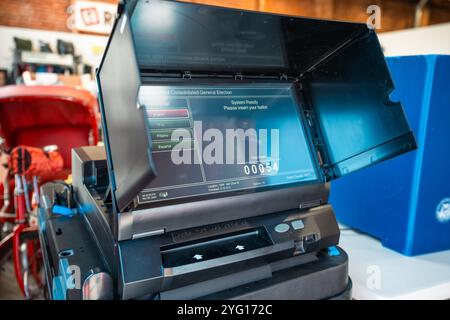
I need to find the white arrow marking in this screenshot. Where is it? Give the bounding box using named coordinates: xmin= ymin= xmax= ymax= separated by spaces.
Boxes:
xmin=235 ymin=245 xmax=245 ymax=251
xmin=193 ymin=254 xmax=203 ymax=260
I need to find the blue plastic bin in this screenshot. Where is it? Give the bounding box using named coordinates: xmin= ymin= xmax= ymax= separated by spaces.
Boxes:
xmin=331 ymin=55 xmax=450 ymax=256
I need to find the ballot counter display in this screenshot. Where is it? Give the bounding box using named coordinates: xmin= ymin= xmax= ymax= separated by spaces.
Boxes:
xmin=38 ymin=0 xmax=416 ymax=300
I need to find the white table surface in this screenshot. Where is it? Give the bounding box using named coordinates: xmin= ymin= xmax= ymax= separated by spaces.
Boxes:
xmin=339 ymin=228 xmax=450 ymax=300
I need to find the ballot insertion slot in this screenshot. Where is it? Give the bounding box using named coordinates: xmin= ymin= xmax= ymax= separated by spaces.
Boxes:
xmin=161 ymin=227 xmax=273 ymax=268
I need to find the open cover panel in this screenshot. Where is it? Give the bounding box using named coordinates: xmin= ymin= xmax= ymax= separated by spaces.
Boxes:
xmin=130 ymin=0 xmax=366 ymax=75
xmin=129 ymin=0 xmax=416 ymax=180
xmin=97 ymin=9 xmax=155 ymax=212
xmin=98 ymin=0 xmax=416 ymax=213
xmin=302 ymin=32 xmax=417 ymax=179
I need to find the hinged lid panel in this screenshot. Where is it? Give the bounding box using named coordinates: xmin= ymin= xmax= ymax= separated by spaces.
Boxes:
xmin=129 ymin=0 xmax=366 ymax=76
xmin=97 ymin=12 xmax=155 ymax=212
xmin=98 ymin=0 xmax=416 ymax=214
xmin=303 ymin=32 xmax=417 ymax=178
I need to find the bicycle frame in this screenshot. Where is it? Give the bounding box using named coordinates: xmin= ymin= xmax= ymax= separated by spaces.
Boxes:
xmin=12 ymin=174 xmax=41 ymax=298
xmin=0 ymin=85 xmax=100 ymax=298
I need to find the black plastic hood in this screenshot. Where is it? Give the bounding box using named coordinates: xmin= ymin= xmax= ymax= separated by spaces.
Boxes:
xmin=97 ymin=0 xmax=416 ymax=212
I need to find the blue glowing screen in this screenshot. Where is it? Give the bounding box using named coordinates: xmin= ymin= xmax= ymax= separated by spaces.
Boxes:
xmin=137 ymin=83 xmax=318 ymax=204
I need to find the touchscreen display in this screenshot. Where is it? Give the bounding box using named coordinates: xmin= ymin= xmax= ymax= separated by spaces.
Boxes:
xmin=137 ymin=83 xmax=318 ymax=204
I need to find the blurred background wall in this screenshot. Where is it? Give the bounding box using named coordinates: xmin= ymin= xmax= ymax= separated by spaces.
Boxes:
xmin=1 ymin=0 xmax=449 ymax=33
xmin=0 ymin=0 xmax=449 ymax=81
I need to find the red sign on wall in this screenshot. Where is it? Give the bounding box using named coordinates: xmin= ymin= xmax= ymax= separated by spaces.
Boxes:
xmin=71 ymin=1 xmax=116 ymax=35
xmin=80 ymin=7 xmax=100 ymax=26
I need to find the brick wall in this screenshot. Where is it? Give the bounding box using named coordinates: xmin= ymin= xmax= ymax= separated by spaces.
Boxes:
xmin=185 ymin=0 xmax=450 ymax=32
xmin=0 ymin=0 xmax=119 ymax=32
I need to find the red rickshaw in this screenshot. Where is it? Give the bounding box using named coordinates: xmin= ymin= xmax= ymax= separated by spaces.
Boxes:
xmin=0 ymin=85 xmax=99 ymax=298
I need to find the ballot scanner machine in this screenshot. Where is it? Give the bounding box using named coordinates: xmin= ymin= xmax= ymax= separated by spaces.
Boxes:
xmin=38 ymin=0 xmax=416 ymax=300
